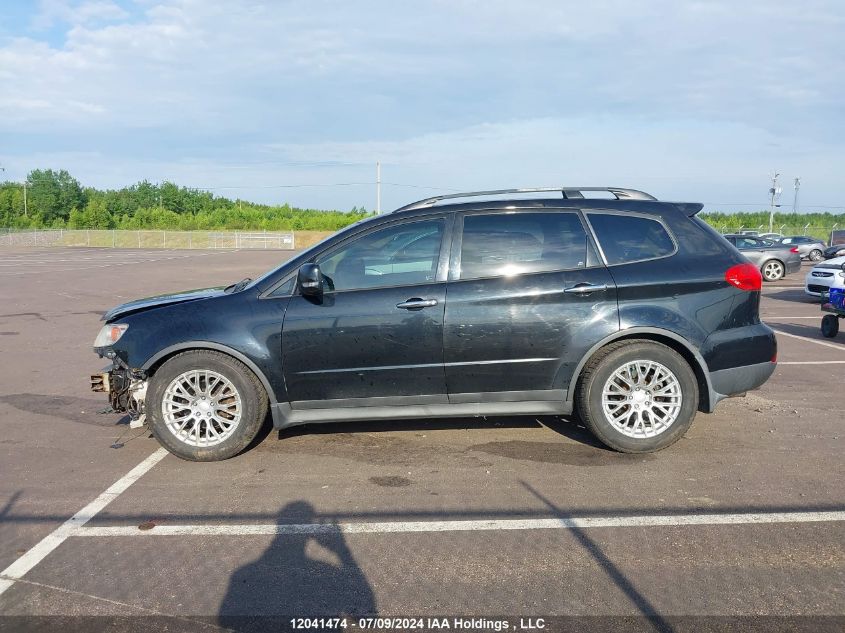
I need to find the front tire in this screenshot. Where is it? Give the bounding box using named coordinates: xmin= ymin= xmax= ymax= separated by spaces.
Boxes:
xmin=576 ymin=341 xmax=698 ymax=453
xmin=762 ymin=260 xmax=785 ymax=282
xmin=809 ymin=249 xmax=822 ymax=262
xmin=147 ymin=350 xmax=268 ymax=461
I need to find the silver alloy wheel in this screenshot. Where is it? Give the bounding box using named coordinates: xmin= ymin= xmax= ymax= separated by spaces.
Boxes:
xmin=601 ymin=360 xmax=682 ymax=438
xmin=162 ymin=369 xmax=242 ymax=447
xmin=809 ymin=249 xmax=822 ymax=262
xmin=763 ymin=261 xmax=784 ymax=281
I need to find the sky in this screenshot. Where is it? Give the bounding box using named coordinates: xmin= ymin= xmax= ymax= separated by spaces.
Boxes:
xmin=0 ymin=0 xmax=843 ymax=212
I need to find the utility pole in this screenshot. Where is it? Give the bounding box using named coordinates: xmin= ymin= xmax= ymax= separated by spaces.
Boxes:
xmin=376 ymin=161 xmax=381 ymax=214
xmin=768 ymin=171 xmax=781 ymax=234
xmin=792 ymin=177 xmax=801 ymax=213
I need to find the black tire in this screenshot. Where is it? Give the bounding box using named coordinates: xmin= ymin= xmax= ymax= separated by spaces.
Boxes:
xmin=576 ymin=340 xmax=698 ymax=453
xmin=809 ymin=249 xmax=822 ymax=262
xmin=761 ymin=259 xmax=785 ymax=282
xmin=147 ymin=350 xmax=268 ymax=461
xmin=821 ymin=315 xmax=839 ymax=338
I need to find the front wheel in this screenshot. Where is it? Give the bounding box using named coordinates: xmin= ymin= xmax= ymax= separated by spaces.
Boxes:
xmin=762 ymin=260 xmax=785 ymax=282
xmin=576 ymin=341 xmax=698 ymax=453
xmin=147 ymin=350 xmax=268 ymax=461
xmin=809 ymin=249 xmax=823 ymax=262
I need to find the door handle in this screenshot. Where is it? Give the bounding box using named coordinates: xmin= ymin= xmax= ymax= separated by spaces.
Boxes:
xmin=563 ymin=283 xmax=608 ymax=295
xmin=396 ymin=298 xmax=438 ymax=310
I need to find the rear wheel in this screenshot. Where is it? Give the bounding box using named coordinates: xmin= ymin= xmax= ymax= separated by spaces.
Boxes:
xmin=762 ymin=260 xmax=785 ymax=282
xmin=576 ymin=340 xmax=698 ymax=453
xmin=147 ymin=350 xmax=268 ymax=461
xmin=821 ymin=314 xmax=839 ymax=338
xmin=809 ymin=249 xmax=823 ymax=262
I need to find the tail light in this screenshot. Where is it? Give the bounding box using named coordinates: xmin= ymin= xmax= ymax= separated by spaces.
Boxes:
xmin=790 ymin=247 xmax=799 ymax=253
xmin=725 ymin=263 xmax=762 ymax=291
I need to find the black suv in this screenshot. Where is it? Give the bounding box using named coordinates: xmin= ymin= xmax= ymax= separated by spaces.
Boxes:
xmin=91 ymin=187 xmax=777 ymax=461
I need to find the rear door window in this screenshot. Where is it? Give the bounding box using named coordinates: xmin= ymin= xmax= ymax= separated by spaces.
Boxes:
xmin=587 ymin=213 xmax=675 ymax=265
xmin=458 ymin=212 xmax=593 ymax=280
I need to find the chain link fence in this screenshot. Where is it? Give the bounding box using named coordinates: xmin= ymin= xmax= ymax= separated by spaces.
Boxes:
xmin=0 ymin=229 xmax=296 ymax=250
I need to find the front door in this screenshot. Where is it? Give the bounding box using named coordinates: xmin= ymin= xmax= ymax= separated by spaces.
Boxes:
xmin=282 ymin=216 xmax=451 ymax=407
xmin=443 ymin=210 xmax=619 ymax=402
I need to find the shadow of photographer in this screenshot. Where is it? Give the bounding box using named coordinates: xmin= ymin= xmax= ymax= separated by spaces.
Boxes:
xmin=219 ymin=501 xmax=376 ymax=630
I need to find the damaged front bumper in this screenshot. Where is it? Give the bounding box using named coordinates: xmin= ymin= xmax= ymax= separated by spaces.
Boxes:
xmin=90 ymin=356 xmax=148 ymax=429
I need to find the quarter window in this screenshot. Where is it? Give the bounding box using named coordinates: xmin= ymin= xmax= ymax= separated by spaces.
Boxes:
xmin=315 ymin=219 xmax=444 ymax=292
xmin=459 ymin=212 xmax=592 ymax=280
xmin=588 ymin=213 xmax=675 ymax=265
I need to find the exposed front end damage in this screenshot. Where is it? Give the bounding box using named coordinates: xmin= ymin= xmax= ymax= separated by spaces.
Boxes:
xmin=90 ymin=356 xmax=149 ymax=429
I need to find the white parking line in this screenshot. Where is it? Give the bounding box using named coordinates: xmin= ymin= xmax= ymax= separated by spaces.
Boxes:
xmin=0 ymin=448 xmax=168 ymax=597
xmin=76 ymin=510 xmax=845 ymax=537
xmin=773 ymin=329 xmax=845 ymax=351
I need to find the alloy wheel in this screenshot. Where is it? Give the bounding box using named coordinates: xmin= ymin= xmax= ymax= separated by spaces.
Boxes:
xmin=601 ymin=360 xmax=683 ymax=438
xmin=162 ymin=369 xmax=242 ymax=447
xmin=763 ymin=261 xmax=784 ymax=281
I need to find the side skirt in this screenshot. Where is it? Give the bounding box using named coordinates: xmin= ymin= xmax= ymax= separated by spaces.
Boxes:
xmin=272 ymin=394 xmax=571 ymax=429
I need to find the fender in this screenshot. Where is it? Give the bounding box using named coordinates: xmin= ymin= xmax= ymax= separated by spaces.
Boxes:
xmin=141 ymin=341 xmax=280 ymax=411
xmin=564 ymin=327 xmax=718 ymax=413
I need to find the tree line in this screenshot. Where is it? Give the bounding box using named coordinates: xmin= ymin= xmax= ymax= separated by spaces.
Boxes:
xmin=2 ymin=169 xmax=842 ymax=235
xmin=0 ymin=169 xmax=371 ymax=231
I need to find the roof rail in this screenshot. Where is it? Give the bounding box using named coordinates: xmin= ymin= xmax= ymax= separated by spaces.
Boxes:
xmin=393 ymin=187 xmax=657 ymax=213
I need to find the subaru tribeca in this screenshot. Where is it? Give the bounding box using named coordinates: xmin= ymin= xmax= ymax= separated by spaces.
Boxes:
xmin=91 ymin=187 xmax=777 ymax=461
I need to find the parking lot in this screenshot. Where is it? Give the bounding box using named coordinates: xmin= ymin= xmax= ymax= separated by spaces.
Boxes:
xmin=0 ymin=247 xmax=843 ymax=631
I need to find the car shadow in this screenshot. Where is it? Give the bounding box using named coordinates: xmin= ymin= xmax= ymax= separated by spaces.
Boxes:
xmin=762 ymin=289 xmax=817 ymax=303
xmin=277 ymin=415 xmax=609 ymax=450
xmin=218 ymin=501 xmax=376 ymax=631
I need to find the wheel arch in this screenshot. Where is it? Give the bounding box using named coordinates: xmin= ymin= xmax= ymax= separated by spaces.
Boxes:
xmin=141 ymin=342 xmax=278 ymax=406
xmin=566 ymin=328 xmax=715 ymax=413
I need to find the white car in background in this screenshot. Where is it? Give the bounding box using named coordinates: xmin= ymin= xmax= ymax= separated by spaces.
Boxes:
xmin=805 ymin=256 xmax=845 ymax=297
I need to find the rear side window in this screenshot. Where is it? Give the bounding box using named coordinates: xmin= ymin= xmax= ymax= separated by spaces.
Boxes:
xmin=587 ymin=213 xmax=675 ymax=265
xmin=459 ymin=212 xmax=592 ymax=280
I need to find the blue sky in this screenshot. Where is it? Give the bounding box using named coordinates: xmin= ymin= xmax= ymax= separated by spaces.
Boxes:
xmin=0 ymin=0 xmax=843 ymax=212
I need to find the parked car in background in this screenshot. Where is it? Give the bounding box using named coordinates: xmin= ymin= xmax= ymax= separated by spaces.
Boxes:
xmin=91 ymin=186 xmax=777 ymax=461
xmin=723 ymin=234 xmax=802 ymax=281
xmin=805 ymin=256 xmax=845 ymax=297
xmin=823 ymin=244 xmax=845 ymax=260
xmin=759 ymin=232 xmax=785 ymax=241
xmin=777 ymin=236 xmax=826 ymax=262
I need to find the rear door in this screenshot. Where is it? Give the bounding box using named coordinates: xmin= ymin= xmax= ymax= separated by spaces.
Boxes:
xmin=442 ymin=209 xmax=618 ymax=403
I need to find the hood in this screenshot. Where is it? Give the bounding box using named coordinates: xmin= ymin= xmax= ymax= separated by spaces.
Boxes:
xmin=102 ymin=287 xmax=226 ymax=322
xmin=813 ymin=255 xmax=845 ymax=270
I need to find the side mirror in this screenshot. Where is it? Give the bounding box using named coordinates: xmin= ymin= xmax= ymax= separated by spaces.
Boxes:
xmin=298 ymin=263 xmax=323 ymax=297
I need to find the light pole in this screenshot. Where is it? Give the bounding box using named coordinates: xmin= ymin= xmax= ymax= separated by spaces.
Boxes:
xmin=376 ymin=161 xmax=381 ymax=214
xmin=793 ymin=177 xmax=800 ymax=213
xmin=768 ymin=171 xmax=781 ymax=234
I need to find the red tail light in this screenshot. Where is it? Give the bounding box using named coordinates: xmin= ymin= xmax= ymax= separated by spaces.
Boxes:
xmin=790 ymin=247 xmax=799 ymax=253
xmin=725 ymin=262 xmax=762 ymax=291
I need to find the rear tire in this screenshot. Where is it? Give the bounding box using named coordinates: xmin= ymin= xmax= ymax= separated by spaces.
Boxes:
xmin=821 ymin=315 xmax=839 ymax=338
xmin=147 ymin=350 xmax=268 ymax=461
xmin=576 ymin=340 xmax=698 ymax=453
xmin=761 ymin=260 xmax=785 ymax=282
xmin=809 ymin=249 xmax=822 ymax=262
